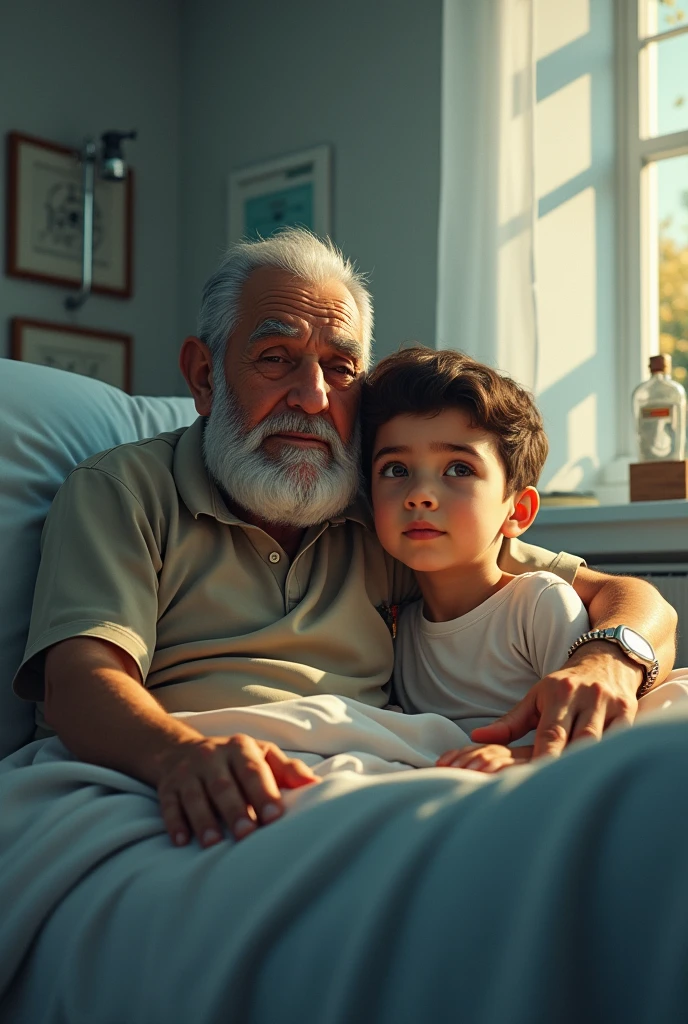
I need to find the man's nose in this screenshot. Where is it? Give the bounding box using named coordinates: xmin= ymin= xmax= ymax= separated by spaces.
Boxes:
xmin=286 ymin=360 xmax=329 ymax=415
xmin=404 ymin=482 xmax=439 ymax=511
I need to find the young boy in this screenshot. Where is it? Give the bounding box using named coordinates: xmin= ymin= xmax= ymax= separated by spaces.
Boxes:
xmin=361 ymin=346 xmax=590 ymax=773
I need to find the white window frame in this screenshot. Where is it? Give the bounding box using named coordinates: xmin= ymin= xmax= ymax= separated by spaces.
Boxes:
xmin=615 ymin=0 xmax=688 ymax=458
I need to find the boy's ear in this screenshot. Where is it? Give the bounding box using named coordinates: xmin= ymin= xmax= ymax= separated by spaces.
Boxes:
xmin=500 ymin=486 xmax=540 ymax=538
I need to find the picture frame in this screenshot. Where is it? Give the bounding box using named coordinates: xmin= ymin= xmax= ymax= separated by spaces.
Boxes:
xmin=228 ymin=145 xmax=331 ymax=244
xmin=6 ymin=131 xmax=134 ymax=297
xmin=11 ymin=317 xmax=132 ymax=392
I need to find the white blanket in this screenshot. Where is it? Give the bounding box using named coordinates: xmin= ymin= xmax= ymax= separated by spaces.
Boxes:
xmin=175 ymin=694 xmax=474 ymax=779
xmin=2 ymin=679 xmax=688 ymax=1024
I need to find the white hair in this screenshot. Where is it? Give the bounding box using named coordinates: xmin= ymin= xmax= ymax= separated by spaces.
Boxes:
xmin=197 ymin=228 xmax=374 ymax=369
xmin=202 ymin=371 xmax=361 ymax=528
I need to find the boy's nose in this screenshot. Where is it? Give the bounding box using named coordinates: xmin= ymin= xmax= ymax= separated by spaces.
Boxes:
xmin=404 ymin=490 xmax=438 ymax=511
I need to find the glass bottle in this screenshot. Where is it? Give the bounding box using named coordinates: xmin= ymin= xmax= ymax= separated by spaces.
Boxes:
xmin=632 ymin=354 xmax=686 ymax=462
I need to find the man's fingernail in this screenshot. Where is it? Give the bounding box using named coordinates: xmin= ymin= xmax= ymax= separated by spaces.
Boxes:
xmin=261 ymin=803 xmax=281 ymax=823
xmin=202 ymin=828 xmax=221 ymax=846
xmin=174 ymin=832 xmax=187 ymax=846
xmin=233 ymin=818 xmax=255 ymax=838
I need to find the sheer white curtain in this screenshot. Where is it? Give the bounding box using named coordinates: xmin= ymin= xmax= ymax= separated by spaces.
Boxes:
xmin=436 ymin=0 xmax=538 ymax=390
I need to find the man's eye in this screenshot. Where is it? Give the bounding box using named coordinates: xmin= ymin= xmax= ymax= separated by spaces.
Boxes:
xmin=380 ymin=463 xmax=408 ymax=478
xmin=327 ymin=364 xmax=357 ymax=379
xmin=445 ymin=462 xmax=473 ymax=477
xmin=260 ymin=355 xmax=287 ymax=364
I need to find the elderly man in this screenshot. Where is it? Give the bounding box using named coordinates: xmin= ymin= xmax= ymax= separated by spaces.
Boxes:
xmin=15 ymin=228 xmax=677 ymax=851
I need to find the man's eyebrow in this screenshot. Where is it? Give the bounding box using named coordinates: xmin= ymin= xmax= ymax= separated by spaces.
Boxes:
xmin=247 ymin=321 xmax=363 ymax=363
xmin=248 ymin=319 xmax=301 ymax=345
xmin=328 ymin=336 xmax=364 ymax=363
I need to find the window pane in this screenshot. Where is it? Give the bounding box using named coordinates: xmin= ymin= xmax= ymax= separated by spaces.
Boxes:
xmin=658 ymin=154 xmax=688 ymax=385
xmin=654 ymin=32 xmax=688 ymax=135
xmin=646 ymin=0 xmax=688 ymax=35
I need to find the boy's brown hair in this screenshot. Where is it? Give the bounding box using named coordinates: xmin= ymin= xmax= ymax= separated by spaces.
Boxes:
xmin=361 ymin=346 xmax=549 ymax=495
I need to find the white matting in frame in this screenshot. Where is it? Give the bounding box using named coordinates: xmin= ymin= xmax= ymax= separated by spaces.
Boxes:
xmin=7 ymin=132 xmax=133 ymax=297
xmin=228 ymin=145 xmax=331 ymax=244
xmin=11 ymin=318 xmax=132 ymax=392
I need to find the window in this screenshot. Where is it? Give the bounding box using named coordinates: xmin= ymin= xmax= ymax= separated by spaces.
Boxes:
xmin=618 ymin=0 xmax=688 ymax=449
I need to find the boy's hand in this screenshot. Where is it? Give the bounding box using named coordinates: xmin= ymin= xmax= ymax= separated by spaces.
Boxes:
xmin=436 ymin=744 xmax=533 ymax=773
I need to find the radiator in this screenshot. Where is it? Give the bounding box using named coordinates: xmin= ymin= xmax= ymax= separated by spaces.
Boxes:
xmin=592 ymin=564 xmax=688 ymax=667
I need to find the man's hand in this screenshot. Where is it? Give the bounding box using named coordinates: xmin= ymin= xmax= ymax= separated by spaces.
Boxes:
xmin=436 ymin=744 xmax=533 ymax=773
xmin=470 ymin=642 xmax=642 ymax=759
xmin=154 ymin=734 xmax=319 ymax=848
xmin=44 ymin=638 xmax=319 ymax=850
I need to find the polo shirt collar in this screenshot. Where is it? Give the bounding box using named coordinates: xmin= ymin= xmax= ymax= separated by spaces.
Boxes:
xmin=173 ymin=415 xmax=374 ymax=530
xmin=173 ymin=417 xmax=243 ymax=524
xmin=331 ymin=495 xmax=373 ymax=530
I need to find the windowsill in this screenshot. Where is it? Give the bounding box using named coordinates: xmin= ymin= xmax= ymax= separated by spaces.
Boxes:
xmin=536 ymin=499 xmax=688 ymax=525
xmin=527 ymin=499 xmax=688 ymax=563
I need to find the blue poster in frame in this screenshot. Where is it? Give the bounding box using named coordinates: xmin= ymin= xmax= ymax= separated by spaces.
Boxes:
xmin=228 ymin=146 xmax=331 ymax=243
xmin=244 ymin=183 xmax=314 ymax=239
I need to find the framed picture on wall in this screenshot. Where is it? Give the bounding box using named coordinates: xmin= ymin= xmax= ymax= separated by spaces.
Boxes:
xmin=228 ymin=145 xmax=331 ymax=243
xmin=11 ymin=318 xmax=132 ymax=392
xmin=6 ymin=131 xmax=134 ymax=297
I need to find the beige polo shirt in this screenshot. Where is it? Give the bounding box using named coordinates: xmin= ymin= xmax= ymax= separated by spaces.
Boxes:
xmin=14 ymin=418 xmax=582 ymax=728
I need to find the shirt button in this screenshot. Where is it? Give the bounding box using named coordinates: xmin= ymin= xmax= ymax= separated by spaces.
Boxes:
xmin=268 ymin=551 xmax=281 ymax=564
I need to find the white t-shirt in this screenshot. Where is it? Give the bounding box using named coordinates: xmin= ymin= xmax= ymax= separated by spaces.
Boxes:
xmin=393 ymin=571 xmax=590 ymax=745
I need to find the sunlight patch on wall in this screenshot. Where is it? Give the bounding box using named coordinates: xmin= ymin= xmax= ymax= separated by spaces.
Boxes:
xmin=534 ymin=0 xmax=590 ymax=62
xmin=497 ymin=228 xmax=537 ymax=387
xmin=536 ymin=186 xmax=596 ymax=394
xmin=542 ymin=392 xmax=599 ymax=492
xmin=535 ymin=74 xmax=592 ymax=199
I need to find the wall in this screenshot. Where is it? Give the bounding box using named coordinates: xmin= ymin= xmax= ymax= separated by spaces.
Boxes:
xmin=178 ymin=0 xmax=443 ymax=363
xmin=0 ymin=0 xmax=182 ymax=395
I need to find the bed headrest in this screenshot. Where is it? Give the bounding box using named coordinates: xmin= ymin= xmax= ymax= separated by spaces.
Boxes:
xmin=0 ymin=358 xmax=196 ymax=757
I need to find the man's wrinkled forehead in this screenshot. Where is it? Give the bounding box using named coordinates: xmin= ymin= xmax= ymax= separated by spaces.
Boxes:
xmin=240 ymin=266 xmax=363 ymax=340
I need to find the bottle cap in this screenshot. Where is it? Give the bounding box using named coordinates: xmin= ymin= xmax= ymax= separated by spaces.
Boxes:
xmin=649 ymin=354 xmax=671 ymax=374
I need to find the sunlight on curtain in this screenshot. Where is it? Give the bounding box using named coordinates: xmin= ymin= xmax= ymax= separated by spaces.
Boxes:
xmin=436 ymin=0 xmax=537 ymax=390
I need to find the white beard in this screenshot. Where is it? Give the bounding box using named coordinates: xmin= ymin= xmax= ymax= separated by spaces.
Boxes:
xmin=202 ymin=372 xmax=362 ymax=528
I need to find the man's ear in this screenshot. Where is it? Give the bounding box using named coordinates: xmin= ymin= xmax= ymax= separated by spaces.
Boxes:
xmin=179 ymin=336 xmax=214 ymax=416
xmin=500 ymin=486 xmax=540 ymax=538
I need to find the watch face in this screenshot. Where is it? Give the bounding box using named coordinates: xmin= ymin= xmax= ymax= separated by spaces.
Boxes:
xmin=619 ymin=627 xmax=655 ymax=663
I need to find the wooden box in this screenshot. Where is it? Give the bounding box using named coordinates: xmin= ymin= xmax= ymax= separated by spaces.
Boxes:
xmin=629 ymin=460 xmax=688 ymax=502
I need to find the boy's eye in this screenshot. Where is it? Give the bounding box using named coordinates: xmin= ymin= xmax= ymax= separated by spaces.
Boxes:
xmin=445 ymin=462 xmax=474 ymax=478
xmin=380 ymin=462 xmax=408 ymax=478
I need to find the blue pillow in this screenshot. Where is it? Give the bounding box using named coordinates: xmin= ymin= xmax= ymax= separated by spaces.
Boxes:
xmin=0 ymin=358 xmax=196 ymax=757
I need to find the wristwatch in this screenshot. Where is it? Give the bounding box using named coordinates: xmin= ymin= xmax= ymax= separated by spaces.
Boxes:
xmin=567 ymin=626 xmax=660 ymax=698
